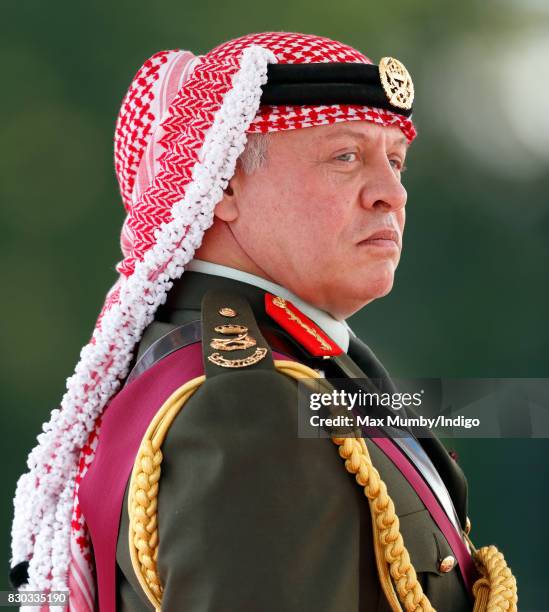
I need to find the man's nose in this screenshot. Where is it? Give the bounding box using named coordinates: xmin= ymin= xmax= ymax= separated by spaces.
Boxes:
xmin=359 ymin=159 xmax=407 ymax=212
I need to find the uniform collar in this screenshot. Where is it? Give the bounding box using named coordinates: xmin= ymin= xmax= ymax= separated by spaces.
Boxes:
xmin=185 ymin=259 xmax=352 ymax=353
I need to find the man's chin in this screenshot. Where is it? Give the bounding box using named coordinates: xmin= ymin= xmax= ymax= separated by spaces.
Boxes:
xmin=354 ymin=275 xmax=396 ymax=305
xmin=357 ymin=264 xmax=396 ymax=295
xmin=321 ymin=276 xmax=395 ymax=319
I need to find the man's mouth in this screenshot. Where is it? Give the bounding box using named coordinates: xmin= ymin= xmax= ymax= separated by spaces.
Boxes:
xmin=359 ymin=229 xmax=400 ymax=249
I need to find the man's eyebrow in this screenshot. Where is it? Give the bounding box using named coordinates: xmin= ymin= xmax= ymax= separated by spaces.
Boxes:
xmin=323 ymin=127 xmax=366 ymax=141
xmin=322 ymin=128 xmax=409 ymax=149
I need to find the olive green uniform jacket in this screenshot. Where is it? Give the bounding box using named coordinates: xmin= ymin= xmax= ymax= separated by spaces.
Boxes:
xmin=114 ymin=272 xmax=472 ymax=611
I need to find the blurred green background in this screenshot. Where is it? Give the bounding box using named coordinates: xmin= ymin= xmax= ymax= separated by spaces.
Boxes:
xmin=1 ymin=0 xmax=548 ymax=608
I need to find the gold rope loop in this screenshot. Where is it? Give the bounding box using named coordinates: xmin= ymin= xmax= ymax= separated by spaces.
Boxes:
xmin=332 ymin=435 xmax=433 ymax=612
xmin=472 ymin=546 xmax=518 ymax=611
xmin=128 ymin=375 xmax=205 ymax=611
xmin=127 ymin=360 xmax=517 ymax=611
xmin=130 ymin=438 xmax=163 ymax=599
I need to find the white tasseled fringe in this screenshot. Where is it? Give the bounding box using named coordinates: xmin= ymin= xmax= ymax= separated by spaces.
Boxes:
xmin=11 ymin=44 xmax=277 ymax=598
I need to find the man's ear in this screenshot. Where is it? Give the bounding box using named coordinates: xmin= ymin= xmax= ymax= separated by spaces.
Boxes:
xmin=214 ymin=178 xmax=239 ymax=222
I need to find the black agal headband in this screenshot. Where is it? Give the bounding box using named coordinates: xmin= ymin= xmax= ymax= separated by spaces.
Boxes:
xmin=261 ymin=57 xmax=414 ymax=118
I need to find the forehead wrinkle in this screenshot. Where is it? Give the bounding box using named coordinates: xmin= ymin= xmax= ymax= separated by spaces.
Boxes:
xmin=319 ymin=125 xmax=409 ymax=149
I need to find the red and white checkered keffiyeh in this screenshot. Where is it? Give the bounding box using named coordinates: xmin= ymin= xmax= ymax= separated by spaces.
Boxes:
xmin=11 ymin=32 xmax=416 ymax=611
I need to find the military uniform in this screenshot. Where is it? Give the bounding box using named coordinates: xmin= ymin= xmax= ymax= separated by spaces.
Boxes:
xmin=10 ymin=32 xmax=517 ymax=611
xmin=114 ymin=271 xmax=472 ymax=611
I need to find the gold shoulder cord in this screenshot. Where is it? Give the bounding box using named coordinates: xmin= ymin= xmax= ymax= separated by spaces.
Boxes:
xmin=127 ymin=374 xmax=205 ymax=610
xmin=128 ymin=362 xmax=517 ymax=612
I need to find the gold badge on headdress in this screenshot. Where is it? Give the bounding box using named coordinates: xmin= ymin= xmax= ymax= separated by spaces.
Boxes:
xmin=378 ymin=57 xmax=414 ymax=111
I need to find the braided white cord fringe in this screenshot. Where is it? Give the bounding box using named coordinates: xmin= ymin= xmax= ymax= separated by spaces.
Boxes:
xmin=11 ymin=44 xmax=276 ymax=600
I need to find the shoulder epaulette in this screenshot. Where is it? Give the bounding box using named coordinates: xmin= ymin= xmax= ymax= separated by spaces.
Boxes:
xmin=202 ymin=289 xmax=274 ymax=377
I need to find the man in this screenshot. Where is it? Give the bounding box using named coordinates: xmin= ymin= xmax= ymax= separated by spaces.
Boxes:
xmin=11 ymin=32 xmax=516 ymax=611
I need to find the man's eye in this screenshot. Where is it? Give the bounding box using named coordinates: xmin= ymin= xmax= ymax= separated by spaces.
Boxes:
xmin=389 ymin=158 xmax=406 ymax=172
xmin=335 ymin=152 xmax=358 ymax=163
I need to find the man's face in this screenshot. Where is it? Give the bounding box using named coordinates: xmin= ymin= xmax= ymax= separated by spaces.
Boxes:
xmin=228 ymin=121 xmax=409 ymax=319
